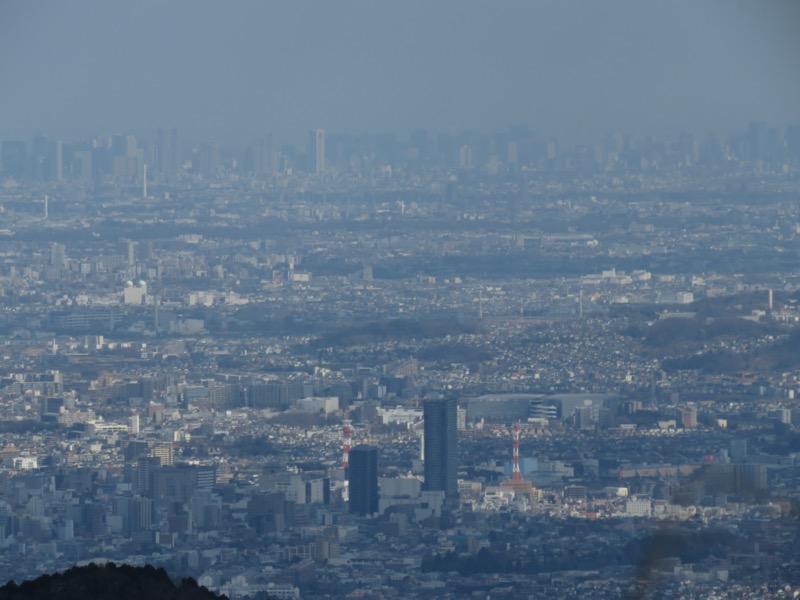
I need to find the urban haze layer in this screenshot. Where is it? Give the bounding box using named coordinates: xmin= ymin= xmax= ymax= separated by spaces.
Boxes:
xmin=1 ymin=122 xmax=800 ymax=599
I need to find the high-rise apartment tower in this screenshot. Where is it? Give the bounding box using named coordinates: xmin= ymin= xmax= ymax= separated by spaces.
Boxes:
xmin=348 ymin=444 xmax=378 ymax=516
xmin=423 ymin=398 xmax=459 ymax=498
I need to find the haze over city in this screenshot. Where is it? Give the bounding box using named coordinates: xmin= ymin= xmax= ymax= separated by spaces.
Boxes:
xmin=1 ymin=0 xmax=800 ymax=143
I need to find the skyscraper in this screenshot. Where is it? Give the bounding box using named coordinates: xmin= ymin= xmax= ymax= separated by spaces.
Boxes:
xmin=247 ymin=135 xmax=275 ymax=177
xmin=50 ymin=242 xmax=67 ymax=268
xmin=47 ymin=140 xmax=63 ymax=182
xmin=310 ymin=128 xmax=325 ymax=175
xmin=110 ymin=134 xmax=139 ymax=178
xmin=156 ymin=128 xmax=180 ymax=181
xmin=423 ymin=398 xmax=458 ymax=498
xmin=348 ymin=444 xmax=378 ymax=516
xmin=1 ymin=141 xmax=28 ymax=179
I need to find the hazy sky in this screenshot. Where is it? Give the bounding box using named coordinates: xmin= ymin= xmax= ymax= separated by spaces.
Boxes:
xmin=1 ymin=0 xmax=799 ymax=144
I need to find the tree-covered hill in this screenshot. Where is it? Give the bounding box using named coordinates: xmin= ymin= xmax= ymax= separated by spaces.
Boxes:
xmin=0 ymin=563 xmax=226 ymax=600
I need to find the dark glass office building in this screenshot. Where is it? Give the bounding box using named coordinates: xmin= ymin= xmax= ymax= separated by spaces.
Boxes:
xmin=423 ymin=398 xmax=458 ymax=497
xmin=349 ymin=444 xmax=379 ymax=516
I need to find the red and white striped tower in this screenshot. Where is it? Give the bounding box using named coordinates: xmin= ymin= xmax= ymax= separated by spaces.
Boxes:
xmin=341 ymin=418 xmax=353 ymax=469
xmin=512 ymin=423 xmax=522 ymax=480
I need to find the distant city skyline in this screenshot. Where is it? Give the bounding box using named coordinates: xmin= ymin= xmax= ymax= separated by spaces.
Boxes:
xmin=4 ymin=118 xmax=799 ymax=184
xmin=1 ymin=1 xmax=799 ymax=145
xmin=3 ymin=118 xmax=799 ymax=149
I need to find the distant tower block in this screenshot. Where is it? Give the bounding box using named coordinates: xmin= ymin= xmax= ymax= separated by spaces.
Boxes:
xmin=768 ymin=289 xmax=773 ymax=311
xmin=310 ymin=128 xmax=325 ymax=175
xmin=126 ymin=240 xmax=138 ymax=266
xmin=348 ymin=445 xmax=378 ymax=516
xmin=341 ymin=418 xmax=353 ymax=469
xmin=143 ymin=164 xmax=148 ymax=198
xmin=512 ymin=423 xmax=522 ymax=481
xmin=423 ymin=398 xmax=459 ymax=498
xmin=44 ymin=195 xmax=49 ymax=220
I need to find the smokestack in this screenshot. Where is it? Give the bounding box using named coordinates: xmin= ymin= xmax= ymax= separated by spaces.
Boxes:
xmin=512 ymin=423 xmax=521 ymax=481
xmin=342 ymin=417 xmax=352 ymax=469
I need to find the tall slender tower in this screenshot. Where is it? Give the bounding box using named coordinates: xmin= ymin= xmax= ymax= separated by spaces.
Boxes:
xmin=310 ymin=128 xmax=325 ymax=175
xmin=511 ymin=423 xmax=521 ymax=480
xmin=170 ymin=128 xmax=179 ymax=179
xmin=154 ymin=295 xmax=160 ymax=333
xmin=143 ymin=164 xmax=148 ymax=198
xmin=423 ymin=398 xmax=459 ymax=498
xmin=341 ymin=418 xmax=353 ymax=469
